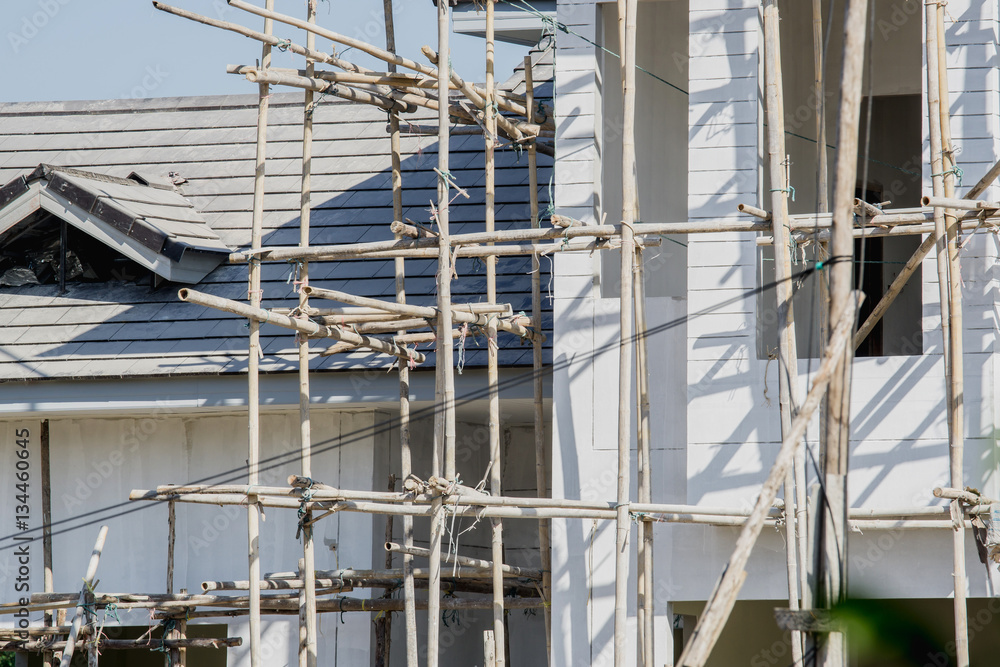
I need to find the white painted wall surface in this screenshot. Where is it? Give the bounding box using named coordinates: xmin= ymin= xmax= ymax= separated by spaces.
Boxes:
xmin=0 ymin=411 xmax=382 ymax=667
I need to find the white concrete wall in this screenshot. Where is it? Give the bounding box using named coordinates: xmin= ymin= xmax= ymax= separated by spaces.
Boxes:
xmin=552 ymin=2 xmax=689 ymax=663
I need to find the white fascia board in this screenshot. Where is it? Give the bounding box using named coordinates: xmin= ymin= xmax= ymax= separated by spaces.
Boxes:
xmin=0 ymin=368 xmax=548 ymax=418
xmin=0 ymin=184 xmax=43 ymax=236
xmin=452 ymin=1 xmax=554 ymax=45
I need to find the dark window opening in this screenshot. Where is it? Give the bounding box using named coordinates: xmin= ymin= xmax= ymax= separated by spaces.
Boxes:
xmin=0 ymin=213 xmax=153 ymax=290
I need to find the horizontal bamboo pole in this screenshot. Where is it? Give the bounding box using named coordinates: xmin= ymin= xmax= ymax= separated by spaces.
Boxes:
xmin=385 ymin=543 xmax=542 ymax=579
xmin=229 ymin=221 xmax=772 ymax=263
xmin=0 ymin=627 xmax=90 ymax=639
xmin=309 ymin=238 xmax=658 ymax=260
xmin=5 ymin=638 xmax=242 ymax=652
xmin=145 ymin=481 xmax=781 ymax=517
xmin=302 ymin=287 xmax=543 ymax=341
xmin=922 ymin=195 xmax=996 ymax=211
xmin=391 ymin=220 xmax=438 ymax=239
xmin=158 ymin=596 xmax=544 ymax=619
xmin=398 ymin=123 xmax=555 ymax=139
xmin=266 ymin=67 xmax=453 ymax=90
xmin=177 ymin=288 xmax=425 ymax=363
xmin=737 ymin=203 xmax=771 ymax=220
xmin=202 ymin=578 xmax=346 ymax=591
xmin=265 ymin=567 xmax=524 ymax=581
xmin=760 ymin=217 xmax=997 ymax=245
xmin=934 ymin=486 xmax=998 ymax=505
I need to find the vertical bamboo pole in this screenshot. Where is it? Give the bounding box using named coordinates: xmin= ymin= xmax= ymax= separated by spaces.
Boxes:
xmin=762 ymin=3 xmax=803 ymax=663
xmin=935 ymin=5 xmax=970 ymax=664
xmin=524 ymin=56 xmax=551 ymax=666
xmin=485 ymin=3 xmax=506 ymax=665
xmin=41 ymin=420 xmax=54 ymax=667
xmin=484 ymin=630 xmax=496 ymax=667
xmin=818 ymin=2 xmax=868 ymax=665
xmin=803 ymin=0 xmax=826 ymax=614
xmin=614 ymin=1 xmax=637 ymax=665
xmin=247 ymin=5 xmax=274 ymax=667
xmin=167 ymin=500 xmax=176 ymax=594
xmin=41 ymin=420 xmax=53 ymax=612
xmin=375 ymin=476 xmax=396 ymax=667
xmin=382 ymin=1 xmax=417 ymax=665
xmin=634 ymin=247 xmax=654 ymax=667
xmin=813 ymin=0 xmax=829 ymax=213
xmin=428 ymin=2 xmax=454 ymax=665
xmin=925 ymin=0 xmax=953 ymax=424
xmin=297 ymin=4 xmax=318 ymax=667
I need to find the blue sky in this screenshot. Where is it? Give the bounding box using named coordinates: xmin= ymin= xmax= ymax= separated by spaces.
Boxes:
xmin=1 ymin=0 xmax=529 ymax=103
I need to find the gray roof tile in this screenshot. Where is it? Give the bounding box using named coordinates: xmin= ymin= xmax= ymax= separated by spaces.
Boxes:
xmin=0 ymin=84 xmax=553 ymax=381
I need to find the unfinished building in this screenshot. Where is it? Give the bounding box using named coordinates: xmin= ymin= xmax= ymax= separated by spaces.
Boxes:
xmin=2 ymin=0 xmax=1000 ymax=666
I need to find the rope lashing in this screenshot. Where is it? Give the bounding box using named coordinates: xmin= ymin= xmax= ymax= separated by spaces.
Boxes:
xmin=296 ymin=477 xmax=316 ymax=539
xmin=535 ymin=99 xmax=548 ymax=124
xmin=770 ymin=185 xmax=795 ymax=202
xmin=932 ymin=164 xmax=964 ymax=187
xmin=274 ymin=38 xmax=292 ymax=52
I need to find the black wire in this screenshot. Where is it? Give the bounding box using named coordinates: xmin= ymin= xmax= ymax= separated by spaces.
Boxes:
xmin=0 ymin=258 xmax=853 ymax=553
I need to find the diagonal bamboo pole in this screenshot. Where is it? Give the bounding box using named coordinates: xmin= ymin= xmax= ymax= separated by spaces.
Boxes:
xmin=676 ymin=296 xmax=860 ymax=667
xmin=59 ymin=527 xmax=109 ymax=667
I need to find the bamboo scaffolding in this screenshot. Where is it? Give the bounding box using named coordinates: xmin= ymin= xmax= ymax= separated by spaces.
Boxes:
xmin=852 ymin=171 xmax=1000 ymax=348
xmin=225 ymin=0 xmax=552 ymax=127
xmin=81 ymin=6 xmax=993 ymax=667
xmin=762 ymin=3 xmax=804 ymax=663
xmin=178 ymin=288 xmax=425 ymax=363
xmin=301 ymin=286 xmax=543 ymax=341
xmin=677 ymin=296 xmax=860 ymax=667
xmin=933 ymin=3 xmax=970 ymax=662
